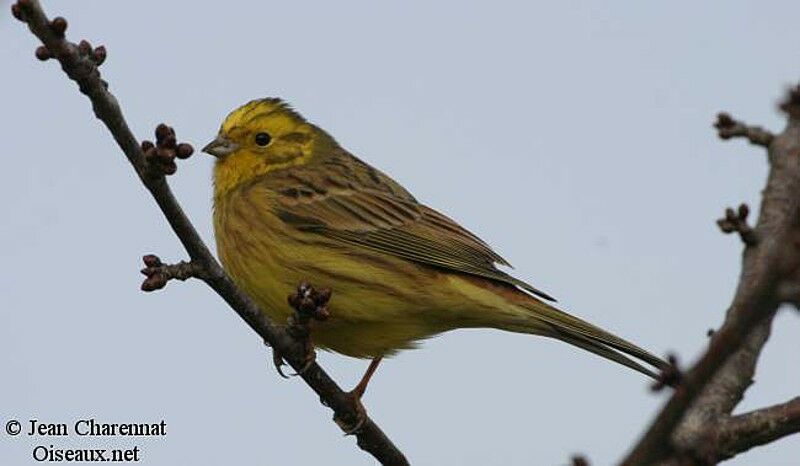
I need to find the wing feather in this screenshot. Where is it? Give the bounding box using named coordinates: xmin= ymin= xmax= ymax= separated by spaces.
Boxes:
xmin=271 ymin=153 xmax=555 ymax=301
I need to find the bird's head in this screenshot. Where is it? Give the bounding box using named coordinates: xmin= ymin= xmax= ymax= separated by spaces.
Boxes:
xmin=204 ymin=98 xmax=334 ymax=196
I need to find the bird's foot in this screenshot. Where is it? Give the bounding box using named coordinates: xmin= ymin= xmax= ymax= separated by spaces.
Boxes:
xmin=333 ymin=357 xmax=383 ymax=435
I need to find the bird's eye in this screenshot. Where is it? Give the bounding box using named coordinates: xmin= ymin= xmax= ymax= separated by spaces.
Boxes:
xmin=254 ymin=132 xmax=271 ymax=146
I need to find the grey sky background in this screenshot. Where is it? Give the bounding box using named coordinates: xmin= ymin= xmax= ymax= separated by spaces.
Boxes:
xmin=2 ymin=1 xmax=799 ymax=464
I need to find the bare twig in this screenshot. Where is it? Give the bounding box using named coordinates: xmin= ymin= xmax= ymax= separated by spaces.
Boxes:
xmin=714 ymin=113 xmax=774 ymax=147
xmin=140 ymin=254 xmax=204 ymax=291
xmin=140 ymin=123 xmax=194 ymax=176
xmin=621 ymin=87 xmax=800 ymax=465
xmin=717 ymin=204 xmax=758 ymax=246
xmin=13 ymin=1 xmax=408 ymax=464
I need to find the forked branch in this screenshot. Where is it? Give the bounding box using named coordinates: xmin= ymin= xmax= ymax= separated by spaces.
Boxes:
xmin=621 ymin=88 xmax=800 ymax=465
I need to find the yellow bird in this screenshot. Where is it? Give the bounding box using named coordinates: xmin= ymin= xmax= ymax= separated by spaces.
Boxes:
xmin=204 ymin=98 xmax=666 ymax=396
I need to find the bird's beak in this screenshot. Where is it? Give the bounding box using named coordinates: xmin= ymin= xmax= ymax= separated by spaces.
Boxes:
xmin=201 ymin=135 xmax=239 ymax=158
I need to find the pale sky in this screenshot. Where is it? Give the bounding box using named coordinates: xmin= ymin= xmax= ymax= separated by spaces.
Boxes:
xmin=2 ymin=1 xmax=799 ymax=465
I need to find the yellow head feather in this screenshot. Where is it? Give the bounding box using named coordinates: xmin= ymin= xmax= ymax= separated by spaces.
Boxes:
xmin=210 ymin=98 xmax=334 ymax=197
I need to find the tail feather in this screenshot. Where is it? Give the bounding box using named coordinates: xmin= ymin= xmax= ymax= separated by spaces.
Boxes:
xmin=515 ymin=297 xmax=668 ymax=379
xmin=457 ymin=274 xmax=667 ymax=379
xmin=547 ymin=326 xmax=660 ymax=380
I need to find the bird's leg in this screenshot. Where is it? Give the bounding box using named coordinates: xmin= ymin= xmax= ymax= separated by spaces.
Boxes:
xmin=336 ymin=357 xmax=383 ymax=435
xmin=352 ymin=357 xmax=383 ymax=399
xmin=269 ymin=281 xmax=331 ymax=378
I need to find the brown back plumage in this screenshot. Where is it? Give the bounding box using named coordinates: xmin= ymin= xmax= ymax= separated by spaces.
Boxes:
xmin=268 ymin=147 xmax=556 ymax=301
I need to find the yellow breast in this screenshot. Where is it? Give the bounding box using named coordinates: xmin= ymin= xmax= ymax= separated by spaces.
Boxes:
xmin=213 ymin=183 xmax=472 ymax=358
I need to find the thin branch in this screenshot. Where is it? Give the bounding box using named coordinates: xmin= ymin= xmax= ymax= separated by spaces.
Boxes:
xmin=140 ymin=254 xmax=205 ymax=292
xmin=13 ymin=1 xmax=408 ymax=464
xmin=715 ymin=397 xmax=800 ymax=461
xmin=716 ymin=204 xmax=758 ymax=246
xmin=620 ymin=89 xmax=800 ymax=465
xmin=714 ymin=113 xmax=774 ymax=147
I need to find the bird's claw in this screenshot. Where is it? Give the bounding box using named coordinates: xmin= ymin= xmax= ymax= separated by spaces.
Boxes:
xmin=270 ymin=345 xmax=290 ymax=379
xmin=266 ymin=339 xmax=315 ymax=379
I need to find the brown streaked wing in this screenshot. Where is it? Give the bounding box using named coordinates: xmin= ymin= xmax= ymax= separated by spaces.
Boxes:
xmin=272 ymin=171 xmax=555 ymax=302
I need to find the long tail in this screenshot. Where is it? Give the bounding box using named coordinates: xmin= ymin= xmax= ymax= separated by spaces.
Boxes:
xmin=498 ymin=292 xmax=667 ymax=380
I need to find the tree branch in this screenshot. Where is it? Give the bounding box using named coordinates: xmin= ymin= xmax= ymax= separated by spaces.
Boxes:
xmin=714 ymin=113 xmax=774 ymax=147
xmin=621 ymin=89 xmax=800 ymax=465
xmin=716 ymin=397 xmax=800 ymax=461
xmin=666 ymin=319 xmax=773 ymax=464
xmin=13 ymin=1 xmax=408 ymax=464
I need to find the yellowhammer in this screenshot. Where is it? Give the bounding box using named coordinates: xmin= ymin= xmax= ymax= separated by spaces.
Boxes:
xmin=204 ymin=98 xmax=666 ymax=396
